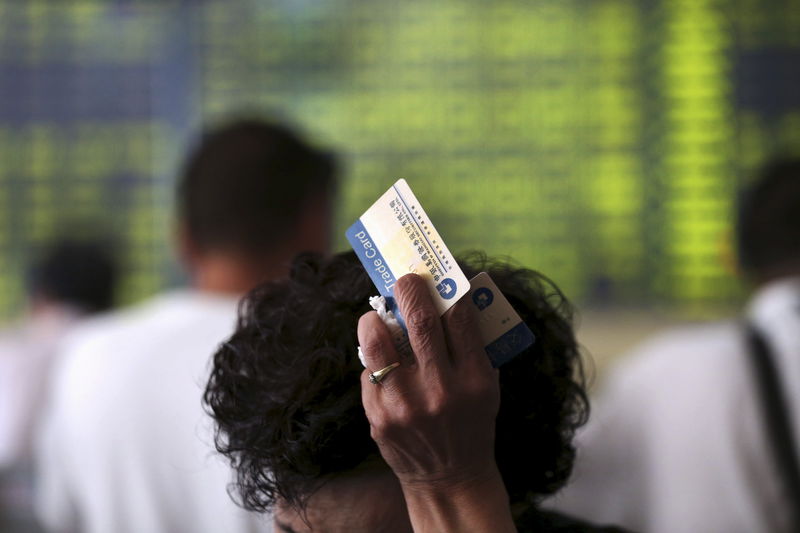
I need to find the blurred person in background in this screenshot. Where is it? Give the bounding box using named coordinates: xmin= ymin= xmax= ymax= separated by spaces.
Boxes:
xmin=547 ymin=157 xmax=800 ymax=532
xmin=35 ymin=118 xmax=337 ymax=533
xmin=0 ymin=238 xmax=116 ymax=532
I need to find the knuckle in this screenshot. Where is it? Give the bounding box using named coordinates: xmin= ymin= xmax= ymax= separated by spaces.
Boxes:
xmin=370 ymin=421 xmax=388 ymax=442
xmin=393 ymin=403 xmax=415 ymax=428
xmin=423 ymin=397 xmax=447 ymax=418
xmin=467 ymin=376 xmax=499 ymax=405
xmin=445 ymin=302 xmax=474 ymax=332
xmin=395 ymin=274 xmax=420 ymax=297
xmin=406 ymin=309 xmax=438 ymax=340
xmin=361 ymin=336 xmax=387 ymax=359
xmin=371 ymin=415 xmax=388 ymax=433
xmin=469 ymin=378 xmax=493 ymax=398
xmin=416 ymin=380 xmax=448 ymax=417
xmin=367 ymin=406 xmax=392 ymax=434
xmin=369 ymin=404 xmax=413 ymax=438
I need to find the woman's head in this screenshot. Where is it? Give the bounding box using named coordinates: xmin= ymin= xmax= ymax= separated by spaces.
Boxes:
xmin=204 ymin=251 xmax=587 ymax=522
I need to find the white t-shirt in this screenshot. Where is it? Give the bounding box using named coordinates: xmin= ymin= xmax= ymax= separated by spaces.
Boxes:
xmin=546 ymin=277 xmax=800 ymax=533
xmin=35 ymin=290 xmax=270 ymax=533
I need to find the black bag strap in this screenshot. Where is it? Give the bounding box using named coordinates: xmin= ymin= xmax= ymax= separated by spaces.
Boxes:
xmin=745 ymin=326 xmax=800 ymax=528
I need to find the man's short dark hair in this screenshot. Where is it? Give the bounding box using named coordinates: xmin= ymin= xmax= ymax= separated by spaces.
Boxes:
xmin=28 ymin=239 xmax=117 ymax=313
xmin=205 ymin=251 xmax=588 ymax=513
xmin=736 ymin=157 xmax=800 ymax=279
xmin=177 ymin=118 xmax=336 ymax=255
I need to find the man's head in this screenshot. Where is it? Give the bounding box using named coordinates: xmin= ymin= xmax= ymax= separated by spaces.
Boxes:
xmin=28 ymin=239 xmax=117 ymax=314
xmin=736 ymin=157 xmax=800 ymax=284
xmin=204 ymin=251 xmax=588 ymax=530
xmin=177 ymin=118 xmax=337 ymax=291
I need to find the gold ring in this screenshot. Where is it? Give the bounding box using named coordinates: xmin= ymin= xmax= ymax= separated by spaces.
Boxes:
xmin=369 ymin=362 xmax=401 ymax=385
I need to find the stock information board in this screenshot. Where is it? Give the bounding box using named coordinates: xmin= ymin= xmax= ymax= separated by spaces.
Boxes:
xmin=0 ymin=0 xmax=798 ymax=321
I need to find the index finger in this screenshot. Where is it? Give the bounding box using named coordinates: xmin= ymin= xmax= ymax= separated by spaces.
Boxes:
xmin=394 ymin=274 xmax=451 ymax=369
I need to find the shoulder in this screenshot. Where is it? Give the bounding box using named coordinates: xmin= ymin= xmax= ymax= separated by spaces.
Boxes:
xmin=602 ymin=320 xmax=744 ymax=397
xmin=49 ymin=290 xmax=238 ymax=411
xmin=0 ymin=326 xmax=28 ymax=359
xmin=53 ymin=296 xmax=165 ymax=382
xmin=625 ymin=320 xmax=741 ymax=366
xmin=59 ymin=290 xmax=236 ymax=365
xmin=579 ymin=320 xmax=755 ymax=451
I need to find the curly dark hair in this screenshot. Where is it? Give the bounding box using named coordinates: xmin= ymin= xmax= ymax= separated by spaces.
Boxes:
xmin=204 ymin=250 xmax=588 ymax=514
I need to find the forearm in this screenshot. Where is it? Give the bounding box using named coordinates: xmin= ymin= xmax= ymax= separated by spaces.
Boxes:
xmin=400 ymin=470 xmax=517 ymax=533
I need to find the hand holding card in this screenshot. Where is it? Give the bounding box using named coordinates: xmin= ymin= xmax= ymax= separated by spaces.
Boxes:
xmin=347 ymin=179 xmax=534 ymax=367
xmin=346 ymin=179 xmax=470 ymax=316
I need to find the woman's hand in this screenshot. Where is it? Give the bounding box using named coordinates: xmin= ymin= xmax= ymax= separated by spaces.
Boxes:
xmin=358 ymin=274 xmax=516 ymax=533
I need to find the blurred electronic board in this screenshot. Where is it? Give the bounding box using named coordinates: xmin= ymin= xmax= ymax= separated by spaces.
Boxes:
xmin=0 ymin=0 xmax=798 ymax=321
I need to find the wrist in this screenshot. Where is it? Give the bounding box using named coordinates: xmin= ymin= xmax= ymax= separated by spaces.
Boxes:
xmin=399 ymin=465 xmax=516 ymax=533
xmin=398 ymin=461 xmax=503 ymax=498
